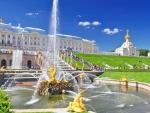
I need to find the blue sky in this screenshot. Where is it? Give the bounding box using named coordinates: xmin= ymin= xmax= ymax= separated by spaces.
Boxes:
xmin=0 ymin=0 xmax=150 ymax=51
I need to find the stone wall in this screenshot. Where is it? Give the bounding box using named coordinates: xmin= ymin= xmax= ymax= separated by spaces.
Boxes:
xmin=0 ymin=53 xmax=38 ymax=68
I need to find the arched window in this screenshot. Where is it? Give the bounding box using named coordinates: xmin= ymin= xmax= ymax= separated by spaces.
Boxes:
xmin=2 ymin=34 xmax=5 ymax=37
xmin=1 ymin=59 xmax=7 ymax=68
xmin=27 ymin=60 xmax=31 ymax=68
xmin=7 ymin=40 xmax=10 ymax=45
xmin=13 ymin=40 xmax=15 ymax=45
xmin=8 ymin=35 xmax=10 ymax=38
xmin=2 ymin=39 xmax=4 ymax=45
xmin=18 ymin=41 xmax=20 ymax=45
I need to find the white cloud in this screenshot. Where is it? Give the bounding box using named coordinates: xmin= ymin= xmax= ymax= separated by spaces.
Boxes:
xmin=85 ymin=26 xmax=90 ymax=29
xmin=77 ymin=15 xmax=81 ymax=17
xmin=35 ymin=13 xmax=39 ymax=15
xmin=102 ymin=28 xmax=119 ymax=35
xmin=79 ymin=21 xmax=91 ymax=26
xmin=25 ymin=13 xmax=33 ymax=16
xmin=92 ymin=21 xmax=101 ymax=25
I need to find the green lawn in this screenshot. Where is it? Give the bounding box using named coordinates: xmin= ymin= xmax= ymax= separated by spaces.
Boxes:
xmin=75 ymin=53 xmax=150 ymax=68
xmin=99 ymin=71 xmax=150 ymax=83
xmin=18 ymin=112 xmax=53 ymax=113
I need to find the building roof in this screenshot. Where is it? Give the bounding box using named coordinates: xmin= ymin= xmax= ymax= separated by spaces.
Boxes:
xmin=0 ymin=23 xmax=47 ymax=35
xmin=56 ymin=34 xmax=94 ymax=42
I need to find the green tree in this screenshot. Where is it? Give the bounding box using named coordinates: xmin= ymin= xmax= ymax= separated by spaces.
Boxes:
xmin=108 ymin=50 xmax=115 ymax=52
xmin=139 ymin=49 xmax=149 ymax=56
xmin=0 ymin=89 xmax=12 ymax=113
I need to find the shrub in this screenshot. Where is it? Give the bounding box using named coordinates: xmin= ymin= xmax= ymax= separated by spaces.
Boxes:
xmin=0 ymin=88 xmax=12 ymax=113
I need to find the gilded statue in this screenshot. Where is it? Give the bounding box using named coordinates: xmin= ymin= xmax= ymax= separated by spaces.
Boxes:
xmin=0 ymin=66 xmax=5 ymax=72
xmin=67 ymin=90 xmax=86 ymax=112
xmin=9 ymin=49 xmax=14 ymax=54
xmin=49 ymin=65 xmax=57 ymax=83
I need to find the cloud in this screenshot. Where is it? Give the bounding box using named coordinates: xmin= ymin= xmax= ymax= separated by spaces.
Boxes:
xmin=85 ymin=26 xmax=90 ymax=29
xmin=92 ymin=21 xmax=101 ymax=25
xmin=77 ymin=15 xmax=81 ymax=17
xmin=35 ymin=13 xmax=39 ymax=15
xmin=25 ymin=12 xmax=40 ymax=16
xmin=25 ymin=13 xmax=33 ymax=16
xmin=102 ymin=28 xmax=119 ymax=35
xmin=79 ymin=21 xmax=91 ymax=26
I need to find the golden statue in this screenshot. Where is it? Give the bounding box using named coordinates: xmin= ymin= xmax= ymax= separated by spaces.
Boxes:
xmin=120 ymin=76 xmax=128 ymax=82
xmin=9 ymin=50 xmax=14 ymax=54
xmin=67 ymin=90 xmax=86 ymax=112
xmin=49 ymin=65 xmax=57 ymax=83
xmin=0 ymin=66 xmax=5 ymax=72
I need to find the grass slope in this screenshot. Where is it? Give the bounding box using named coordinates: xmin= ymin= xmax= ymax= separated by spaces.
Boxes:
xmin=75 ymin=53 xmax=150 ymax=68
xmin=99 ymin=71 xmax=150 ymax=83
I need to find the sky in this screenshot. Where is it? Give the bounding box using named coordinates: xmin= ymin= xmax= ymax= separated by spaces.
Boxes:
xmin=0 ymin=0 xmax=150 ymax=51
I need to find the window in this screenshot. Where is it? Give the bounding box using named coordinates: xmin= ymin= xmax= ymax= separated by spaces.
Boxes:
xmin=38 ymin=42 xmax=40 ymax=46
xmin=34 ymin=41 xmax=36 ymax=45
xmin=60 ymin=46 xmax=62 ymax=48
xmin=13 ymin=36 xmax=15 ymax=39
xmin=43 ymin=38 xmax=45 ymax=41
xmin=13 ymin=40 xmax=15 ymax=45
xmin=2 ymin=39 xmax=4 ymax=45
xmin=8 ymin=35 xmax=10 ymax=38
xmin=34 ymin=37 xmax=36 ymax=40
xmin=7 ymin=40 xmax=10 ymax=45
xmin=25 ymin=42 xmax=27 ymax=45
xmin=18 ymin=37 xmax=20 ymax=40
xmin=30 ymin=42 xmax=32 ymax=45
xmin=2 ymin=34 xmax=5 ymax=37
xmin=18 ymin=41 xmax=20 ymax=45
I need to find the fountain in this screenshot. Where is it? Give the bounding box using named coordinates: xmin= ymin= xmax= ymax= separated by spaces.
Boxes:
xmin=2 ymin=0 xmax=150 ymax=113
xmin=37 ymin=65 xmax=73 ymax=95
xmin=12 ymin=49 xmax=23 ymax=69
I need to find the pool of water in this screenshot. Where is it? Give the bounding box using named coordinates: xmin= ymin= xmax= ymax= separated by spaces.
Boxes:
xmin=5 ymin=84 xmax=150 ymax=113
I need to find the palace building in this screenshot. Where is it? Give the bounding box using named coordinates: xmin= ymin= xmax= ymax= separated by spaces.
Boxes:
xmin=0 ymin=18 xmax=99 ymax=54
xmin=115 ymin=30 xmax=139 ymax=56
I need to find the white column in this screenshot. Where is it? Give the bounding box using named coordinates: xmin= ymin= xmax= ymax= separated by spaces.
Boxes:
xmin=10 ymin=34 xmax=12 ymax=45
xmin=28 ymin=36 xmax=30 ymax=49
xmin=6 ymin=34 xmax=8 ymax=45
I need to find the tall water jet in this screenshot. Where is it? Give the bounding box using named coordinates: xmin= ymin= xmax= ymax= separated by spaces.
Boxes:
xmin=49 ymin=0 xmax=59 ymax=65
xmin=12 ymin=50 xmax=23 ymax=69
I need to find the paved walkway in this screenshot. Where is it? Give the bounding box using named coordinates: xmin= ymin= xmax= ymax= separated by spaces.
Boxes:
xmin=10 ymin=108 xmax=95 ymax=113
xmin=10 ymin=108 xmax=68 ymax=113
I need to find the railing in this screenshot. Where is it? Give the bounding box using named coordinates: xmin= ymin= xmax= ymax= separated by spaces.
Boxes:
xmin=6 ymin=66 xmax=28 ymax=69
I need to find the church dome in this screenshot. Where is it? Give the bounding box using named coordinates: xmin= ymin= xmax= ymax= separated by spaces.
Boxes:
xmin=121 ymin=42 xmax=134 ymax=47
xmin=125 ymin=30 xmax=130 ymax=40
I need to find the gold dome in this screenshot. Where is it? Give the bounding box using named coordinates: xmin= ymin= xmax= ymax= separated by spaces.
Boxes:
xmin=125 ymin=29 xmax=130 ymax=39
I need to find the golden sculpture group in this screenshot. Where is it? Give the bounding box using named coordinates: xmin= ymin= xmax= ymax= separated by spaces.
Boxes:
xmin=36 ymin=50 xmax=87 ymax=112
xmin=67 ymin=90 xmax=86 ymax=112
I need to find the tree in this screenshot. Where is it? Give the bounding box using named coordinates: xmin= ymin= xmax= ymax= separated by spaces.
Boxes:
xmin=108 ymin=50 xmax=115 ymax=52
xmin=139 ymin=49 xmax=149 ymax=56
